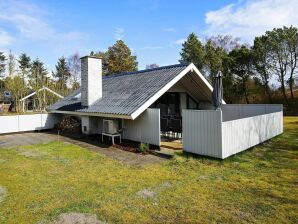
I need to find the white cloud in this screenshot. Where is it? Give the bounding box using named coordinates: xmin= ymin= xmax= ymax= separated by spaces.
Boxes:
xmin=205 ymin=0 xmax=298 ymax=42
xmin=114 ymin=27 xmax=125 ymax=40
xmin=0 ymin=29 xmax=13 ymax=46
xmin=171 ymin=38 xmax=186 ymax=46
xmin=164 ymin=27 xmax=176 ymax=32
xmin=0 ymin=0 xmax=86 ymax=42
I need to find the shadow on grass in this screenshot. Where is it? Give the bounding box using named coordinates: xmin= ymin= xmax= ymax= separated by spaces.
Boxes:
xmin=48 ymin=130 xmax=110 ymax=149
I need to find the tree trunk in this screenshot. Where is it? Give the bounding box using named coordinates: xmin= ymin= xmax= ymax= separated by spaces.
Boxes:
xmin=242 ymin=79 xmax=250 ymax=104
xmin=280 ymin=78 xmax=288 ymax=105
xmin=244 ymin=91 xmax=250 ymax=104
xmin=289 ymin=76 xmax=294 ymax=99
xmin=264 ymin=81 xmax=272 ymax=103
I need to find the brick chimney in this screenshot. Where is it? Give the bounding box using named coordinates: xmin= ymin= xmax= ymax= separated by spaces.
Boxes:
xmin=80 ymin=56 xmax=102 ymax=107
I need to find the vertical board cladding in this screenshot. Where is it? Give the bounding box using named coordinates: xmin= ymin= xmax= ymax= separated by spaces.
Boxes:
xmin=123 ymin=108 xmax=160 ymax=146
xmin=0 ymin=113 xmax=60 ymax=134
xmin=182 ymin=110 xmax=223 ymax=158
xmin=221 ymin=111 xmax=283 ymax=158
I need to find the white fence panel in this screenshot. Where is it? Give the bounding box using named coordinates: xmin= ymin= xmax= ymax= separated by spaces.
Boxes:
xmin=123 ymin=108 xmax=160 ymax=146
xmin=0 ymin=113 xmax=59 ymax=134
xmin=222 ymin=111 xmax=283 ymax=158
xmin=182 ymin=110 xmax=222 ymax=158
xmin=221 ymin=104 xmax=283 ymax=121
xmin=19 ymin=114 xmax=42 ymax=132
xmin=0 ymin=116 xmax=19 ymax=133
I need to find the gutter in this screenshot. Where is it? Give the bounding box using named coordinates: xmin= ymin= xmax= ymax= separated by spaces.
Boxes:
xmin=49 ymin=110 xmax=133 ymax=120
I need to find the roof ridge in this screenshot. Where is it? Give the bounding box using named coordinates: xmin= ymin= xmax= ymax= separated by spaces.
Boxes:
xmin=103 ymin=63 xmax=189 ymax=79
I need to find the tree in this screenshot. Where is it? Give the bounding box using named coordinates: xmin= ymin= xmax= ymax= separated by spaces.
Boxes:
xmin=0 ymin=52 xmax=6 ymax=91
xmin=105 ymin=40 xmax=138 ymax=75
xmin=252 ymin=36 xmax=273 ymax=103
xmin=208 ymin=35 xmax=242 ymax=52
xmin=5 ymin=75 xmax=27 ymax=112
xmin=285 ymin=26 xmax=298 ymax=99
xmin=18 ymin=53 xmax=31 ymax=84
xmin=146 ymin=64 xmax=159 ymax=69
xmin=29 ymin=59 xmax=49 ymax=110
xmin=91 ymin=41 xmax=137 ymax=75
xmin=0 ymin=52 xmax=5 ymax=76
xmin=29 ymin=58 xmax=48 ymax=89
xmin=180 ymin=33 xmax=205 ymax=71
xmin=7 ymin=50 xmax=16 ymax=77
xmin=67 ymin=53 xmax=81 ymax=90
xmin=229 ymin=46 xmax=254 ymax=104
xmin=52 ymin=57 xmax=71 ymax=94
xmin=204 ymin=39 xmax=226 ymax=77
xmin=264 ymin=27 xmax=292 ymax=104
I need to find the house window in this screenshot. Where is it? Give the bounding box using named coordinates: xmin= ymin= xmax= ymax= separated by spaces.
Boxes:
xmin=150 ymin=92 xmax=181 ymax=117
xmin=187 ymin=95 xmax=199 ymax=109
xmin=83 ymin=126 xmax=87 ymax=132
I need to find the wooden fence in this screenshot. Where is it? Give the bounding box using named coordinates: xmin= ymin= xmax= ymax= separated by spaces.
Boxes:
xmin=182 ymin=105 xmax=283 ymax=159
xmin=0 ymin=113 xmax=60 ymax=134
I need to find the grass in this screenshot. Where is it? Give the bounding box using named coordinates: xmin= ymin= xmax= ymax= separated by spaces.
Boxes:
xmin=0 ymin=117 xmax=297 ymax=223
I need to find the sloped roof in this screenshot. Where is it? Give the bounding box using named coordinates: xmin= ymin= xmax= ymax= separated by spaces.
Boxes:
xmin=50 ymin=64 xmax=190 ymax=118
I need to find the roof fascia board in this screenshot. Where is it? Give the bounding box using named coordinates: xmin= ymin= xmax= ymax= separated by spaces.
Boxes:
xmin=42 ymin=86 xmax=63 ymax=98
xmin=20 ymin=91 xmax=37 ymax=101
xmin=191 ymin=64 xmax=226 ymax=104
xmin=50 ymin=110 xmax=132 ymax=120
xmin=20 ymin=86 xmax=63 ymax=101
xmin=131 ymin=64 xmax=194 ymax=120
xmin=131 ymin=63 xmax=225 ymax=120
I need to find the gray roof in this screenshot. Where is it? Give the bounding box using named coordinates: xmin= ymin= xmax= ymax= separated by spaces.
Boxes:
xmin=50 ymin=63 xmax=189 ymax=117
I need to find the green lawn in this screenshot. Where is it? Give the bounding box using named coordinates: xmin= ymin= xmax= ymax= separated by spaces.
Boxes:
xmin=0 ymin=117 xmax=297 ymax=223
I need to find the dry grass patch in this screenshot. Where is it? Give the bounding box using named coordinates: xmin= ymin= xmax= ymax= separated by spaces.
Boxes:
xmin=0 ymin=186 xmax=7 ymax=203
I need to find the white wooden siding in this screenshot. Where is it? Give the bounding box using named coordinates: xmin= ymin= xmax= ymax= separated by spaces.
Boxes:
xmin=222 ymin=111 xmax=283 ymax=158
xmin=182 ymin=105 xmax=283 ymax=159
xmin=0 ymin=113 xmax=60 ymax=134
xmin=123 ymin=108 xmax=160 ymax=146
xmin=182 ymin=109 xmax=222 ymax=158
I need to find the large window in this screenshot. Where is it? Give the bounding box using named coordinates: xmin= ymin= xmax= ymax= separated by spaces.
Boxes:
xmin=151 ymin=92 xmax=181 ymax=117
xmin=187 ymin=95 xmax=199 ymax=109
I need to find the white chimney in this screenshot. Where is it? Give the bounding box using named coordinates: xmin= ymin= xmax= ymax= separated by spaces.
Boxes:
xmin=80 ymin=56 xmax=102 ymax=107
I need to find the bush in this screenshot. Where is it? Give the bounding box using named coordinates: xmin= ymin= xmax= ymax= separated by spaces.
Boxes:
xmin=138 ymin=143 xmax=149 ymax=153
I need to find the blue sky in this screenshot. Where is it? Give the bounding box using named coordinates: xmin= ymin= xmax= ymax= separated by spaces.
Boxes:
xmin=0 ymin=0 xmax=297 ymax=72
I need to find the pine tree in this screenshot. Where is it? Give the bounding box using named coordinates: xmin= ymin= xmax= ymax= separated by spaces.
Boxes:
xmin=229 ymin=46 xmax=254 ymax=104
xmin=18 ymin=53 xmax=31 ymax=83
xmin=105 ymin=40 xmax=138 ymax=75
xmin=180 ymin=33 xmax=205 ymax=71
xmin=29 ymin=58 xmax=48 ymax=89
xmin=52 ymin=57 xmax=71 ymax=94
